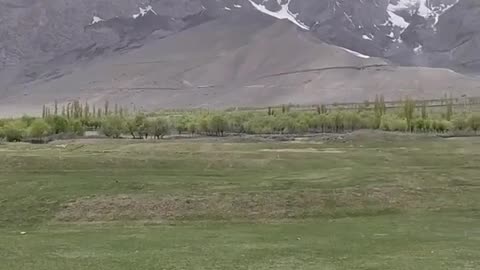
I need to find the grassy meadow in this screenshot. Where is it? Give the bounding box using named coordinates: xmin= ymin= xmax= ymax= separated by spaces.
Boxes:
xmin=1 ymin=132 xmax=479 ymax=269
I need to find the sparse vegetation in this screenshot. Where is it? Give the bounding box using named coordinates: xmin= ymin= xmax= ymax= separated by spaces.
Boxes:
xmin=1 ymin=96 xmax=480 ymax=143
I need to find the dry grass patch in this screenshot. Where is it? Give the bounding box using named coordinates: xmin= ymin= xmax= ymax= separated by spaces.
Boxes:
xmin=56 ymin=187 xmax=429 ymax=223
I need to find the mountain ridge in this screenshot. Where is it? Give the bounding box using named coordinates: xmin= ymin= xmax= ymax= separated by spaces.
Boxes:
xmin=0 ymin=0 xmax=479 ymax=116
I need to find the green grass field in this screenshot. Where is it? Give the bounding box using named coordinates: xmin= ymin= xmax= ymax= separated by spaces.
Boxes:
xmin=1 ymin=132 xmax=479 ymax=269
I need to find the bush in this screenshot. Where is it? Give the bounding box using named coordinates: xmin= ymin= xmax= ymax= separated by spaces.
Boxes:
xmin=101 ymin=116 xmax=125 ymax=138
xmin=69 ymin=119 xmax=85 ymax=136
xmin=452 ymin=115 xmax=469 ymax=131
xmin=358 ymin=113 xmax=376 ymax=129
xmin=3 ymin=121 xmax=27 ymax=142
xmin=226 ymin=112 xmax=251 ymax=133
xmin=28 ymin=119 xmax=52 ymax=138
xmin=413 ymin=118 xmax=425 ymax=132
xmin=380 ymin=115 xmax=407 ymax=132
xmin=244 ymin=115 xmax=275 ymax=134
xmin=468 ymin=114 xmax=480 ymax=132
xmin=21 ymin=115 xmax=36 ymax=127
xmin=433 ymin=119 xmax=452 ymax=133
xmin=46 ymin=115 xmax=69 ymax=134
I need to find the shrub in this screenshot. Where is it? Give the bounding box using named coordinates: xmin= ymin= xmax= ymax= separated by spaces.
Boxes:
xmin=101 ymin=116 xmax=125 ymax=138
xmin=21 ymin=115 xmax=36 ymax=127
xmin=468 ymin=114 xmax=480 ymax=132
xmin=3 ymin=121 xmax=27 ymax=142
xmin=380 ymin=115 xmax=407 ymax=132
xmin=433 ymin=120 xmax=452 ymax=133
xmin=46 ymin=115 xmax=69 ymax=134
xmin=452 ymin=115 xmax=469 ymax=131
xmin=413 ymin=118 xmax=424 ymax=132
xmin=244 ymin=115 xmax=275 ymax=134
xmin=358 ymin=111 xmax=376 ymax=129
xmin=28 ymin=119 xmax=52 ymax=138
xmin=343 ymin=111 xmax=361 ymax=131
xmin=307 ymin=114 xmax=328 ymax=132
xmin=226 ymin=112 xmax=251 ymax=133
xmin=69 ymin=119 xmax=85 ymax=136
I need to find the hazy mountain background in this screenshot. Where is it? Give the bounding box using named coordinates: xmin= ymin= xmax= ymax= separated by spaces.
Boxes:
xmin=1 ymin=0 xmax=479 ymax=115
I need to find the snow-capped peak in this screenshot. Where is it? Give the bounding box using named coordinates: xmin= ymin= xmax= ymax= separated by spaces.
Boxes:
xmin=386 ymin=0 xmax=459 ymax=40
xmin=133 ymin=5 xmax=158 ymax=19
xmin=248 ymin=0 xmax=310 ymax=30
xmin=388 ymin=0 xmax=432 ymax=18
xmin=90 ymin=16 xmax=104 ymax=25
xmin=388 ymin=0 xmax=459 ymax=26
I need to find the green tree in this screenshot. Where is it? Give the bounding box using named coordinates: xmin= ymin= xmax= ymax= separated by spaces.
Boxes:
xmin=28 ymin=119 xmax=51 ymax=138
xmin=46 ymin=115 xmax=69 ymax=134
xmin=150 ymin=118 xmax=170 ymax=139
xmin=446 ymin=98 xmax=454 ymax=121
xmin=101 ymin=116 xmax=125 ymax=138
xmin=69 ymin=119 xmax=85 ymax=136
xmin=174 ymin=115 xmax=190 ymax=135
xmin=421 ymin=101 xmax=428 ymax=119
xmin=187 ymin=121 xmax=197 ymax=135
xmin=198 ymin=116 xmax=210 ymax=135
xmin=126 ymin=114 xmax=147 ymax=138
xmin=104 ymin=100 xmax=110 ymax=116
xmin=403 ymin=97 xmax=416 ymax=132
xmin=208 ymin=115 xmax=228 ymax=136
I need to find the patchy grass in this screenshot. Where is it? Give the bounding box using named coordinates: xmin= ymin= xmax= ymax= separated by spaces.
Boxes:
xmin=0 ymin=132 xmax=479 ymax=269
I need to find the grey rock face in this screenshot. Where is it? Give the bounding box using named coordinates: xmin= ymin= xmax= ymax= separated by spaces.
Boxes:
xmin=1 ymin=0 xmax=479 ymax=71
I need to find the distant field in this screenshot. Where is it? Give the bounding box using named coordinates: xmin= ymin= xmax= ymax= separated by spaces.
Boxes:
xmin=1 ymin=132 xmax=479 ymax=269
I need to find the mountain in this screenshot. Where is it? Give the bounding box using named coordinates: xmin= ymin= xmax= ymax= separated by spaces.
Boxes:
xmin=0 ymin=0 xmax=479 ymax=115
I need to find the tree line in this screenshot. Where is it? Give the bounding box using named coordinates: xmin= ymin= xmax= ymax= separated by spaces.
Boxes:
xmin=1 ymin=97 xmax=479 ymax=142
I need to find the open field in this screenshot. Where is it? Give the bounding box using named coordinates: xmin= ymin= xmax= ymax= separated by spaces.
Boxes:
xmin=1 ymin=132 xmax=480 ymax=269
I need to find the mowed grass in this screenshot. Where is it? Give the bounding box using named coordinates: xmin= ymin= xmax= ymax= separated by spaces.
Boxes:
xmin=1 ymin=132 xmax=479 ymax=269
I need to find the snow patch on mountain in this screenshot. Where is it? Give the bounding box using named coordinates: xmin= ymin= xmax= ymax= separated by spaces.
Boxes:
xmin=339 ymin=47 xmax=371 ymax=59
xmin=362 ymin=34 xmax=373 ymax=40
xmin=431 ymin=0 xmax=459 ymax=27
xmin=248 ymin=0 xmax=310 ymax=30
xmin=133 ymin=5 xmax=157 ymax=19
xmin=387 ymin=5 xmax=410 ymax=29
xmin=414 ymin=44 xmax=423 ymax=54
xmin=91 ymin=16 xmax=104 ymax=25
xmin=388 ymin=0 xmax=432 ymax=18
xmin=387 ymin=0 xmax=459 ymax=29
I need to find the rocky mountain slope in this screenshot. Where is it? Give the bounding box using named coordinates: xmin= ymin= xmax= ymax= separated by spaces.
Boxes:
xmin=0 ymin=0 xmax=479 ymax=115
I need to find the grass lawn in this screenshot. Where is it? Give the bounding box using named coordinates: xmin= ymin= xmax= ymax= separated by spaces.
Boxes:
xmin=1 ymin=132 xmax=479 ymax=269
